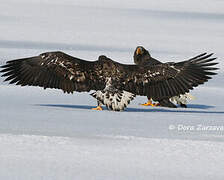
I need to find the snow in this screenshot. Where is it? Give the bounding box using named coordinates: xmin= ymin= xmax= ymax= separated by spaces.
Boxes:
xmin=1 ymin=134 xmax=224 ymax=180
xmin=0 ymin=0 xmax=224 ymax=179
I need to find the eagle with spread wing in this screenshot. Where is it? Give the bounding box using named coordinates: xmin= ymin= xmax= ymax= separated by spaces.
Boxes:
xmin=134 ymin=46 xmax=218 ymax=108
xmin=1 ymin=51 xmax=218 ymax=111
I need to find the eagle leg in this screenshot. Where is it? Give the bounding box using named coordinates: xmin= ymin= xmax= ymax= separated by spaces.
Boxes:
xmin=92 ymin=101 xmax=103 ymax=111
xmin=141 ymin=99 xmax=160 ymax=107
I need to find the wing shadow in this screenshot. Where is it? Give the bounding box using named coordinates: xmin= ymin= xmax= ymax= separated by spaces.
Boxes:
xmin=36 ymin=104 xmax=224 ymax=114
xmin=186 ymin=104 xmax=214 ymax=109
xmin=37 ymin=104 xmax=95 ymax=110
xmin=126 ymin=108 xmax=224 ymax=114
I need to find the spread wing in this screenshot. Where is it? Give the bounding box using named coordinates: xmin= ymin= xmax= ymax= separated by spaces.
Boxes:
xmin=1 ymin=52 xmax=218 ymax=100
xmin=115 ymin=53 xmax=218 ymax=100
xmin=0 ymin=51 xmax=106 ymax=93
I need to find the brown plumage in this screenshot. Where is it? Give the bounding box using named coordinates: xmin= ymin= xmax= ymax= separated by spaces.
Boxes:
xmin=133 ymin=46 xmax=218 ymax=107
xmin=134 ymin=46 xmax=161 ymax=66
xmin=1 ymin=51 xmax=218 ymax=110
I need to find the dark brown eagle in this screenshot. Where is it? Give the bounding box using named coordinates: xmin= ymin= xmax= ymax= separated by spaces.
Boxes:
xmin=134 ymin=46 xmax=218 ymax=108
xmin=0 ymin=51 xmax=218 ymax=111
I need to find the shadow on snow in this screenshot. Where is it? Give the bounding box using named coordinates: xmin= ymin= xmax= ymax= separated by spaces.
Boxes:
xmin=36 ymin=104 xmax=224 ymax=114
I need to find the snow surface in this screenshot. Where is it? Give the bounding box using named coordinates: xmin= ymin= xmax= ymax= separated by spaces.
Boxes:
xmin=0 ymin=0 xmax=224 ymax=179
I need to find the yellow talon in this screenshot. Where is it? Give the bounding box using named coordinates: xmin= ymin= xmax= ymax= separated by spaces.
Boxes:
xmin=92 ymin=106 xmax=103 ymax=111
xmin=141 ymin=100 xmax=160 ymax=107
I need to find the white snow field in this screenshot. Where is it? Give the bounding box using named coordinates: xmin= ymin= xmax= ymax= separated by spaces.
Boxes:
xmin=0 ymin=0 xmax=224 ymax=179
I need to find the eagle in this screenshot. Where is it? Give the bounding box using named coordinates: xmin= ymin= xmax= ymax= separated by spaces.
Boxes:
xmin=0 ymin=51 xmax=218 ymax=111
xmin=133 ymin=46 xmax=216 ymax=108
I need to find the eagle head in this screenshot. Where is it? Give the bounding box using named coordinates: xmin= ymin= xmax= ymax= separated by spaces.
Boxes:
xmin=134 ymin=46 xmax=151 ymax=65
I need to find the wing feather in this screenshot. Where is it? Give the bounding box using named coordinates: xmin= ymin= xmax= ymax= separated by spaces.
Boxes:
xmin=116 ymin=53 xmax=218 ymax=101
xmin=1 ymin=51 xmax=104 ymax=93
xmin=1 ymin=52 xmax=218 ymax=100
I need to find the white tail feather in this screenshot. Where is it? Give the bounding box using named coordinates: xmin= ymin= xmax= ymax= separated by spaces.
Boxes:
xmin=170 ymin=93 xmax=195 ymax=105
xmin=91 ymin=90 xmax=135 ymax=111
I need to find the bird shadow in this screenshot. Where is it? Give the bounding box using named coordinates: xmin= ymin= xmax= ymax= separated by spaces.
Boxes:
xmin=36 ymin=104 xmax=95 ymax=110
xmin=185 ymin=104 xmax=214 ymax=109
xmin=36 ymin=104 xmax=224 ymax=114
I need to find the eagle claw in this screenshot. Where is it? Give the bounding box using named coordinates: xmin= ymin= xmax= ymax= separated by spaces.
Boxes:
xmin=92 ymin=106 xmax=103 ymax=111
xmin=141 ymin=101 xmax=160 ymax=107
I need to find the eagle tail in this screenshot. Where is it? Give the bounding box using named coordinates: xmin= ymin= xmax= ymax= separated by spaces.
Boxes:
xmin=90 ymin=90 xmax=136 ymax=111
xmin=170 ymin=93 xmax=195 ymax=106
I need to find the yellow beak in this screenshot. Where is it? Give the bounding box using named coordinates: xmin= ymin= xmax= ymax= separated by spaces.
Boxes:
xmin=136 ymin=47 xmax=142 ymax=55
